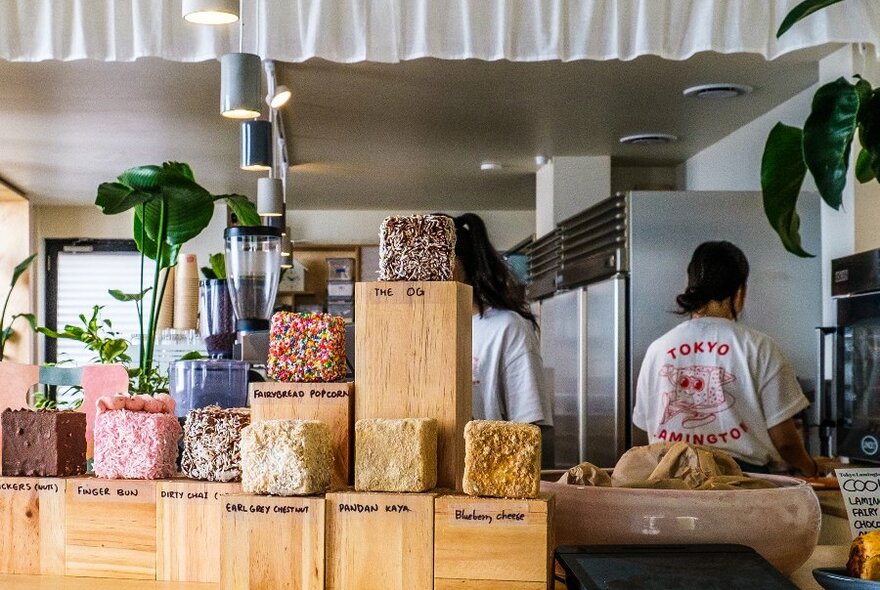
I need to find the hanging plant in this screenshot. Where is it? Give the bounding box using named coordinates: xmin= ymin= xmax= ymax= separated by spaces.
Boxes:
xmin=761 ymin=0 xmax=878 ymax=257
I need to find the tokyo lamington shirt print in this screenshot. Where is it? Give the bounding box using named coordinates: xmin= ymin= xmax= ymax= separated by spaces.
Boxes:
xmin=633 ymin=317 xmax=810 ymax=468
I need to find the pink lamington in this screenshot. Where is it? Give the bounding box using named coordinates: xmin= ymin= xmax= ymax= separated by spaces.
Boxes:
xmin=267 ymin=312 xmax=346 ymax=382
xmin=93 ymin=394 xmax=182 ymax=479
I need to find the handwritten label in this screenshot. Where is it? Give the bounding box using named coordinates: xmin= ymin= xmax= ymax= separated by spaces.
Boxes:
xmin=225 ymin=501 xmax=310 ymax=516
xmin=374 ymin=287 xmax=425 ymax=298
xmin=836 ymin=468 xmax=880 ymax=537
xmin=74 ymin=481 xmax=152 ymax=502
xmin=448 ymin=501 xmax=529 ymax=526
xmin=369 ymin=282 xmax=453 ymax=304
xmin=337 ymin=502 xmax=414 ymax=514
xmin=0 ymin=480 xmax=61 ymax=494
xmin=252 ymin=387 xmax=350 ymax=400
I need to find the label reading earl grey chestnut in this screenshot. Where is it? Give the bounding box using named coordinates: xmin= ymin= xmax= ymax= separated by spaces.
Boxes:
xmin=224 ymin=499 xmax=312 ymax=516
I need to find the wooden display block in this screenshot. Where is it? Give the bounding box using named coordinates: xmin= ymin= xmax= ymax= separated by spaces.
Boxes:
xmin=249 ymin=381 xmax=354 ymax=487
xmin=326 ymin=490 xmax=434 ymax=590
xmin=64 ymin=477 xmax=157 ymax=580
xmin=434 ymin=494 xmax=554 ymax=589
xmin=220 ymin=493 xmax=325 ymax=590
xmin=354 ymin=282 xmax=471 ymax=490
xmin=0 ymin=477 xmax=65 ymax=575
xmin=157 ymin=479 xmax=242 ymax=583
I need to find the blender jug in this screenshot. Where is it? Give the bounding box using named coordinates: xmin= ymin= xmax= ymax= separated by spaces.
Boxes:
xmin=223 ymin=226 xmax=282 ymax=333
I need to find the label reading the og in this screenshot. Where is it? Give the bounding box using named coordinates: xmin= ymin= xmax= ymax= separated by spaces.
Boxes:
xmin=837 ymin=468 xmax=880 ymax=538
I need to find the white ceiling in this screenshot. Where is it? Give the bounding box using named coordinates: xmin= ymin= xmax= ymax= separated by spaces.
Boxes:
xmin=0 ymin=46 xmax=831 ymax=210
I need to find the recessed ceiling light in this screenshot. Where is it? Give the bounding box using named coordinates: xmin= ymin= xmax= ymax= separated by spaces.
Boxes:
xmin=480 ymin=161 xmax=503 ymax=171
xmin=683 ymin=83 xmax=753 ymax=99
xmin=619 ymin=133 xmax=678 ymax=145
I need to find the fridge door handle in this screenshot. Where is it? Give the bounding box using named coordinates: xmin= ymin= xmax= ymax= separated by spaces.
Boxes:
xmin=815 ymin=326 xmax=837 ymax=456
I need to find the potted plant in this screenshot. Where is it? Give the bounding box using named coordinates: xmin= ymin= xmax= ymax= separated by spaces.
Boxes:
xmin=0 ymin=253 xmax=36 ymax=361
xmin=199 ymin=252 xmax=236 ymax=358
xmin=761 ymin=0 xmax=880 ymax=256
xmin=94 ymin=161 xmax=259 ymax=393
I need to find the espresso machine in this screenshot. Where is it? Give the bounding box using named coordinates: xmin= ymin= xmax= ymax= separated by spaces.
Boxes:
xmin=224 ymin=225 xmax=282 ymax=364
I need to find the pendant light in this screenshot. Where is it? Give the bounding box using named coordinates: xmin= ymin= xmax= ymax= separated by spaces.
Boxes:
xmin=257 ymin=177 xmax=284 ymax=216
xmin=182 ymin=0 xmax=239 ymax=24
xmin=241 ymin=120 xmax=273 ymax=170
xmin=221 ymin=53 xmax=261 ymax=119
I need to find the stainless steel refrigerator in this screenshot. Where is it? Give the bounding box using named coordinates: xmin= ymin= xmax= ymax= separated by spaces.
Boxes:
xmin=535 ymin=190 xmax=823 ymax=469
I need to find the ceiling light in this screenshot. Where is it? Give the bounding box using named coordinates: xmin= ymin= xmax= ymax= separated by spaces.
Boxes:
xmin=683 ymin=83 xmax=753 ymax=99
xmin=182 ymin=0 xmax=239 ymax=24
xmin=268 ymin=85 xmax=292 ymax=109
xmin=221 ymin=53 xmax=261 ymax=119
xmin=480 ymin=161 xmax=502 ymax=171
xmin=257 ymin=177 xmax=284 ymax=217
xmin=280 ymin=230 xmax=293 ymax=257
xmin=619 ymin=133 xmax=678 ymax=145
xmin=241 ymin=121 xmax=273 ymax=171
xmin=534 ymin=155 xmax=548 ymax=167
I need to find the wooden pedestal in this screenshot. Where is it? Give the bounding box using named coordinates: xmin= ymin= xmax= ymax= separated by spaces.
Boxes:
xmin=249 ymin=381 xmax=354 ymax=487
xmin=157 ymin=479 xmax=242 ymax=583
xmin=326 ymin=491 xmax=434 ymax=590
xmin=0 ymin=477 xmax=65 ymax=575
xmin=220 ymin=493 xmax=325 ymax=590
xmin=354 ymin=282 xmax=472 ymax=490
xmin=64 ymin=478 xmax=157 ymax=580
xmin=434 ymin=494 xmax=554 ymax=589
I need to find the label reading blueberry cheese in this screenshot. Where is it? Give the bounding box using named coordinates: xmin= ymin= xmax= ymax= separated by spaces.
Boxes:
xmin=448 ymin=500 xmax=530 ymax=526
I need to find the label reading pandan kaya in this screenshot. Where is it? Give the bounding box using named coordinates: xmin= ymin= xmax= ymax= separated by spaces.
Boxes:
xmin=224 ymin=499 xmax=311 ymax=516
xmin=836 ymin=468 xmax=880 ymax=537
xmin=447 ymin=501 xmax=529 ymax=526
xmin=336 ymin=501 xmax=415 ymax=515
xmin=0 ymin=479 xmax=61 ymax=494
xmin=72 ymin=480 xmax=155 ymax=503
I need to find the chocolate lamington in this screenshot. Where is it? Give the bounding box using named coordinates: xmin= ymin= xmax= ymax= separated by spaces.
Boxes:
xmin=379 ymin=214 xmax=456 ymax=281
xmin=181 ymin=406 xmax=250 ymax=482
xmin=2 ymin=409 xmax=87 ymax=476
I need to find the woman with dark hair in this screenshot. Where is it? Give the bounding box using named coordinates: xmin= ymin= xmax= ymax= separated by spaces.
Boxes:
xmin=632 ymin=241 xmax=819 ymax=475
xmin=450 ymin=213 xmax=551 ymax=428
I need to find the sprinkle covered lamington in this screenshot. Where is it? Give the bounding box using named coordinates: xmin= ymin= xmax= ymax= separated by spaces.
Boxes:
xmin=267 ymin=312 xmax=347 ymax=383
xmin=379 ymin=214 xmax=456 ymax=281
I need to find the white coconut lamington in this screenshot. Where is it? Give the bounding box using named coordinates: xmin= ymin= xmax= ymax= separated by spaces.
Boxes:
xmin=240 ymin=419 xmax=333 ymax=496
xmin=378 ymin=214 xmax=456 ymax=281
xmin=181 ymin=406 xmax=250 ymax=482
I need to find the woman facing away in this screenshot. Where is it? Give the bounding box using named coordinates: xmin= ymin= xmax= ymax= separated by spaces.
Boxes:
xmin=447 ymin=213 xmax=553 ymax=461
xmin=632 ymin=240 xmax=822 ymax=475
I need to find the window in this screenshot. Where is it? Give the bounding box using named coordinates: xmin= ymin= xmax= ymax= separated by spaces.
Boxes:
xmin=45 ymin=239 xmax=156 ymax=366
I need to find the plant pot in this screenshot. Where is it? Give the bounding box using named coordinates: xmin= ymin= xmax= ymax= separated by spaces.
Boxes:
xmin=200 ymin=278 xmax=235 ymax=358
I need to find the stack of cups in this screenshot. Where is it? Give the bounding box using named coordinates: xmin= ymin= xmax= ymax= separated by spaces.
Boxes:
xmin=173 ymin=254 xmax=200 ymax=331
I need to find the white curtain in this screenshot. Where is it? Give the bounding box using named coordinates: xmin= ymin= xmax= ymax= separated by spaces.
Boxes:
xmin=0 ymin=0 xmax=878 ymax=63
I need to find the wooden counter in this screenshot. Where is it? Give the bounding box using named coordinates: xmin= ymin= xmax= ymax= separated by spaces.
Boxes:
xmin=1 ymin=544 xmax=852 ymax=590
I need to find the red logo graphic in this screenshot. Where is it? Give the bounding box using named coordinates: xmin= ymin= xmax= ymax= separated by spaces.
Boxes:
xmin=659 ymin=364 xmax=736 ymax=429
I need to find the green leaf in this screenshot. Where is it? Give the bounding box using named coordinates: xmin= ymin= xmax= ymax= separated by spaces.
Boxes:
xmin=99 ymin=339 xmax=129 ymax=363
xmin=163 ymin=161 xmax=196 ymax=182
xmin=219 ymin=194 xmax=261 ymax=226
xmin=860 ymin=90 xmax=880 ymax=179
xmin=803 ymin=77 xmax=860 ymax=210
xmin=209 ymin=252 xmax=227 ymax=280
xmin=179 ymin=351 xmax=205 ymax=361
xmin=108 ymin=288 xmax=151 ymax=302
xmin=777 ymin=0 xmax=845 ymax=38
xmin=116 ymin=165 xmax=166 ymax=190
xmin=10 ymin=254 xmax=36 ymax=288
xmin=95 ymin=182 xmax=153 ymax=215
xmin=11 ymin=313 xmax=36 ymax=331
xmin=857 ymin=148 xmax=876 ymax=183
xmin=200 ymin=266 xmax=218 ymax=280
xmin=134 ymin=210 xmax=180 ymax=269
xmin=761 ymin=123 xmax=814 ymax=258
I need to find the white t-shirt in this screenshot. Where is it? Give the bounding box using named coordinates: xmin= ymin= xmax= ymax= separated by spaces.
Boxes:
xmin=633 ymin=317 xmax=809 ymax=468
xmin=472 ymin=308 xmax=552 ymax=425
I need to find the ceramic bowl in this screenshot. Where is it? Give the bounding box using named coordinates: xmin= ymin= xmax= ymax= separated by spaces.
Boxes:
xmin=541 ymin=473 xmax=821 ymax=575
xmin=813 ymin=568 xmax=880 ymax=589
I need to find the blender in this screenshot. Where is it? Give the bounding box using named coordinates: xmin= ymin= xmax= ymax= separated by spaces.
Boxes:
xmin=224 ymin=225 xmax=283 ymax=363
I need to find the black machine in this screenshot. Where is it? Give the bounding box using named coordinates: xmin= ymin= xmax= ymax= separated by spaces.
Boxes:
xmin=555 ymin=544 xmax=797 ymax=590
xmin=824 ymin=248 xmax=880 ymax=462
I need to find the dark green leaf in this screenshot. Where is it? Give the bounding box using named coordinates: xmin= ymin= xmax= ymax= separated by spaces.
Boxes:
xmin=803 ymin=77 xmax=860 ymax=210
xmin=10 ymin=254 xmax=37 ymax=288
xmin=116 ymin=165 xmax=165 ymax=190
xmin=761 ymin=123 xmax=814 ymax=257
xmin=209 ymin=252 xmax=227 ymax=280
xmin=179 ymin=351 xmax=205 ymax=361
xmin=857 ymin=148 xmax=876 ymax=183
xmin=777 ymin=0 xmax=845 ymax=38
xmin=100 ymin=339 xmax=129 ymax=363
xmin=133 ymin=210 xmax=180 ymax=269
xmin=219 ymin=194 xmax=261 ymax=226
xmin=860 ymin=91 xmax=880 ymax=179
xmin=163 ymin=161 xmax=195 ymax=182
xmin=35 ymin=326 xmax=61 ymax=339
xmin=1 ymin=327 xmax=12 ymax=343
xmin=108 ymin=288 xmax=151 ymax=302
xmin=95 ymin=182 xmax=153 ymax=215
xmin=200 ymin=266 xmax=218 ymax=280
